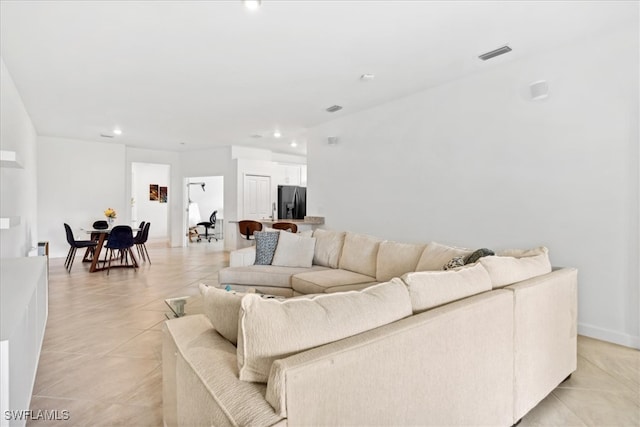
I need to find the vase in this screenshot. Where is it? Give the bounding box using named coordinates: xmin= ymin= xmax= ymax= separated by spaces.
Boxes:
xmin=108 ymin=217 xmax=114 ymax=226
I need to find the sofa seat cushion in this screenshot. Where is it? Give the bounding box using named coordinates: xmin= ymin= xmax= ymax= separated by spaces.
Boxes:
xmin=237 ymin=279 xmax=413 ymax=383
xmin=292 ymin=268 xmax=377 ymax=294
xmin=219 ymin=265 xmax=330 ymax=288
xmin=164 ymin=315 xmax=283 ymax=426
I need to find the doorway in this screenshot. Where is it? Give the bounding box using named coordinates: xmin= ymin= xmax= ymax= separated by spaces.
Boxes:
xmin=185 ymin=176 xmax=224 ymax=246
xmin=243 ymin=174 xmax=271 ymax=220
xmin=131 ymin=162 xmax=170 ymax=243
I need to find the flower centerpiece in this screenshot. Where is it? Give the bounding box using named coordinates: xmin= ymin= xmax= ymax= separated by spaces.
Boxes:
xmin=104 ymin=208 xmax=117 ymax=225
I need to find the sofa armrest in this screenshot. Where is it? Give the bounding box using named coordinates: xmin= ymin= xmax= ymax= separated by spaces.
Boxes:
xmin=230 ymin=246 xmax=256 ymax=267
xmin=505 ymin=267 xmax=578 ymax=423
xmin=266 ymin=290 xmax=514 ymax=426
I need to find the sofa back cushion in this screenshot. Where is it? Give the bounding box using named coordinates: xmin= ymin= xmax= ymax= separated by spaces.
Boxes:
xmin=338 ymin=232 xmax=382 ymax=277
xmin=199 ymin=283 xmax=248 ymax=345
xmin=402 ymin=263 xmax=493 ymax=313
xmin=415 ymin=241 xmax=474 ymax=271
xmin=237 ymin=279 xmax=412 ymax=383
xmin=376 ymin=241 xmax=426 ymax=282
xmin=312 ymin=229 xmax=346 ymax=268
xmin=271 ymin=231 xmax=316 ymax=268
xmin=479 ymin=246 xmax=552 ymax=288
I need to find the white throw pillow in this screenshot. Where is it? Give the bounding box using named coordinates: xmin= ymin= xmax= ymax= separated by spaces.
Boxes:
xmin=401 ymin=263 xmax=492 ymax=313
xmin=415 ymin=241 xmax=473 ymax=271
xmin=271 ymin=230 xmax=316 ymax=268
xmin=479 ymin=247 xmax=552 ymax=288
xmin=312 ymin=229 xmax=346 ymax=268
xmin=237 ymin=279 xmax=412 ymax=383
xmin=199 ymin=284 xmax=253 ymax=345
xmin=338 ymin=232 xmax=382 ymax=277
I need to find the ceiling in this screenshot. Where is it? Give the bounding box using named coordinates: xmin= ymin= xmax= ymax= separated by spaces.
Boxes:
xmin=0 ymin=1 xmax=635 ymax=155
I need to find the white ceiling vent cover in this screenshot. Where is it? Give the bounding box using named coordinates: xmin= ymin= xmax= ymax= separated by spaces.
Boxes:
xmin=478 ymin=45 xmax=512 ymax=61
xmin=326 ymin=105 xmax=343 ymax=113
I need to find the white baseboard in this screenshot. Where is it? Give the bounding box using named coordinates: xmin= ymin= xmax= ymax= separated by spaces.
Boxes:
xmin=578 ymin=323 xmax=640 ymax=349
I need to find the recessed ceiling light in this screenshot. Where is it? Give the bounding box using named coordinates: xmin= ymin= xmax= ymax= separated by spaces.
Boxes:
xmin=478 ymin=45 xmax=512 ymax=61
xmin=273 ymin=130 xmax=282 ymax=138
xmin=113 ymin=128 xmax=122 ymax=136
xmin=290 ymin=141 xmax=298 ymax=148
xmin=243 ymin=0 xmax=261 ymax=11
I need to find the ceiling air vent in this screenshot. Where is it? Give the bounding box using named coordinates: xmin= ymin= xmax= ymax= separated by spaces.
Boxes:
xmin=478 ymin=45 xmax=512 ymax=61
xmin=100 ymin=133 xmax=114 ymax=138
xmin=326 ymin=105 xmax=343 ymax=113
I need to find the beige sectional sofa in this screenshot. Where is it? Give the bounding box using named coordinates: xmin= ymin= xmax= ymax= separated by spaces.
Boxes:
xmin=163 ymin=230 xmax=577 ymax=426
xmin=218 ymin=230 xmax=471 ymax=296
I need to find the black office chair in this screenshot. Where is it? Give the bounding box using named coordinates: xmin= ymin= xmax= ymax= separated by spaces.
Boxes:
xmin=64 ymin=223 xmax=97 ymax=272
xmin=197 ymin=211 xmax=218 ymax=242
xmin=103 ymin=225 xmax=138 ymax=275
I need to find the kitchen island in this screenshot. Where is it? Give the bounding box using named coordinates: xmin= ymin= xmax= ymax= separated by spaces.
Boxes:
xmin=226 ymin=216 xmax=325 ymax=250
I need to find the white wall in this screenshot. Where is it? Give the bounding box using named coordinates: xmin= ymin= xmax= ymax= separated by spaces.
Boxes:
xmin=126 ymin=147 xmax=182 ymax=247
xmin=131 ymin=162 xmax=170 ymax=239
xmin=307 ymin=26 xmax=639 ymax=348
xmin=182 ymin=146 xmax=236 ymax=249
xmin=37 ymin=137 xmax=126 ymax=258
xmin=0 ymin=58 xmax=38 ymax=258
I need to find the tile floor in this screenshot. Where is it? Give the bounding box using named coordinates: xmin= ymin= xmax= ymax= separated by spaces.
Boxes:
xmin=27 ymin=241 xmax=639 ymax=426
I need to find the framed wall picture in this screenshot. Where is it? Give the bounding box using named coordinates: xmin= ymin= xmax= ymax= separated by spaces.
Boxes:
xmin=150 ymin=184 xmax=159 ymax=201
xmin=159 ymin=186 xmax=168 ymax=203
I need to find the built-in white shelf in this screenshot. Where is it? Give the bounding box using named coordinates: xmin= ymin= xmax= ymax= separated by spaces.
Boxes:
xmin=0 ymin=217 xmax=20 ymax=230
xmin=0 ymin=150 xmax=22 ymax=169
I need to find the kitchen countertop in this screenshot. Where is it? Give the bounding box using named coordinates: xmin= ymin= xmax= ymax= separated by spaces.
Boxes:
xmin=259 ymin=216 xmax=324 ymax=225
xmin=227 ymin=216 xmax=324 ymax=225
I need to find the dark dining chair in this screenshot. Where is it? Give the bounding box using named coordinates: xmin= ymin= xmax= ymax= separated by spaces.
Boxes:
xmin=238 ymin=220 xmax=263 ymax=241
xmin=91 ymin=220 xmax=109 ymax=242
xmin=134 ymin=222 xmax=151 ymax=264
xmin=272 ymin=222 xmax=298 ymax=233
xmin=103 ymin=225 xmax=138 ymax=275
xmin=64 ymin=223 xmax=98 ymax=272
xmin=197 ymin=211 xmax=218 ymax=242
xmin=133 ymin=221 xmax=146 ymax=244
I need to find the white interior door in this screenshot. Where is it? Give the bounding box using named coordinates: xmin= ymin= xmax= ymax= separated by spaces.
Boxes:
xmin=244 ymin=175 xmax=271 ymax=220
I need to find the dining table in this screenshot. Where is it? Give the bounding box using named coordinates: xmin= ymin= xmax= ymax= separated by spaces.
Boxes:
xmin=82 ymin=226 xmax=140 ymax=273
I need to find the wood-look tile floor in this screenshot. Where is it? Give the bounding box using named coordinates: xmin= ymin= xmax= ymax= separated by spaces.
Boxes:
xmin=28 ymin=242 xmax=639 ymax=426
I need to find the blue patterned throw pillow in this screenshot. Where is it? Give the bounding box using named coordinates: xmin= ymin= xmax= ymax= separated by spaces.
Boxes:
xmin=254 ymin=232 xmax=280 ymax=265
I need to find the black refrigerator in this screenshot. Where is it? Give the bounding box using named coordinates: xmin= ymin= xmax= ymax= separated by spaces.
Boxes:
xmin=277 ymin=185 xmax=306 ymax=220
